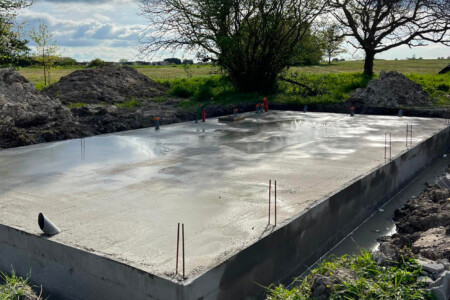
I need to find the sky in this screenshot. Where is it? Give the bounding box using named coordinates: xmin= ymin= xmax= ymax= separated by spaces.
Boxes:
xmin=18 ymin=0 xmax=450 ymax=62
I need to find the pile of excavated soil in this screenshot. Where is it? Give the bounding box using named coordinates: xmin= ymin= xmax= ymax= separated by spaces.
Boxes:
xmin=349 ymin=71 xmax=431 ymax=107
xmin=377 ymin=182 xmax=450 ymax=261
xmin=373 ymin=172 xmax=450 ymax=300
xmin=0 ymin=68 xmax=83 ymax=149
xmin=43 ymin=65 xmax=166 ymax=105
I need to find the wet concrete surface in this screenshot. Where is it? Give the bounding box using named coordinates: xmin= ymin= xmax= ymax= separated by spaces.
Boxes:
xmin=0 ymin=111 xmax=448 ymax=280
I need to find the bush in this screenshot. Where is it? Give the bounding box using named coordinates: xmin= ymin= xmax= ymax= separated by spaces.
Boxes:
xmin=55 ymin=57 xmax=77 ymax=66
xmin=88 ymin=58 xmax=106 ymax=68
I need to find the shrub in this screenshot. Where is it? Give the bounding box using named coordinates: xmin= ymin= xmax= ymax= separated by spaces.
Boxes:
xmin=88 ymin=58 xmax=106 ymax=68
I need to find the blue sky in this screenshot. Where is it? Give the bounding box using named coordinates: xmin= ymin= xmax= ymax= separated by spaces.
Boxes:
xmin=18 ymin=0 xmax=450 ymax=62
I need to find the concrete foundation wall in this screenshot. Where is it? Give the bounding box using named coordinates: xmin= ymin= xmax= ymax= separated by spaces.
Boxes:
xmin=0 ymin=226 xmax=181 ymax=300
xmin=1 ymin=126 xmax=449 ymax=300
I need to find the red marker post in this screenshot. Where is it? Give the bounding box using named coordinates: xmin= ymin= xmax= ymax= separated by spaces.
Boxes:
xmin=263 ymin=97 xmax=269 ymax=112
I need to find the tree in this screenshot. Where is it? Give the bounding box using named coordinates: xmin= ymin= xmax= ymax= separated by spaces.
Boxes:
xmin=139 ymin=0 xmax=327 ymax=93
xmin=330 ymin=0 xmax=450 ymax=75
xmin=291 ymin=29 xmax=325 ymax=66
xmin=322 ymin=24 xmax=345 ymax=64
xmin=88 ymin=58 xmax=106 ymax=67
xmin=0 ymin=0 xmax=32 ymax=67
xmin=164 ymin=57 xmax=182 ymax=65
xmin=30 ymin=20 xmax=60 ymax=86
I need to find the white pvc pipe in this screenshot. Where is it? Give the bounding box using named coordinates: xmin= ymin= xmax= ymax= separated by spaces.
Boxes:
xmin=38 ymin=213 xmax=61 ymax=236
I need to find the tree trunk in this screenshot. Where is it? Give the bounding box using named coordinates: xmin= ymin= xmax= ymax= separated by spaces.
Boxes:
xmin=328 ymin=55 xmax=331 ymax=65
xmin=363 ymin=50 xmax=375 ymax=76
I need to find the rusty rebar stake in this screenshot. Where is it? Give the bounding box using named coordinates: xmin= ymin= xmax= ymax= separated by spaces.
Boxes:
xmin=176 ymin=223 xmax=180 ymax=275
xmin=182 ymin=224 xmax=185 ymax=278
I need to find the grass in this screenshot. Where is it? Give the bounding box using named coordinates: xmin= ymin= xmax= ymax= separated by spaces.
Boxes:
xmin=17 ymin=59 xmax=450 ymax=106
xmin=67 ymin=102 xmax=88 ymax=109
xmin=18 ymin=59 xmax=449 ymax=87
xmin=114 ymin=98 xmax=142 ymax=108
xmin=266 ymin=250 xmax=430 ymax=300
xmin=160 ymin=71 xmax=449 ymax=108
xmin=0 ymin=270 xmax=43 ymax=300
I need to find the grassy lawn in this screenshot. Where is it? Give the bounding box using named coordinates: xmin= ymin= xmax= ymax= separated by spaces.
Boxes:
xmin=292 ymin=59 xmax=450 ymax=74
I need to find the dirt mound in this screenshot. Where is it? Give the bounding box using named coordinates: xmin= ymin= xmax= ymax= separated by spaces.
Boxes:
xmin=43 ymin=65 xmax=166 ymax=105
xmin=375 ymin=173 xmax=450 ymax=262
xmin=0 ymin=68 xmax=83 ymax=149
xmin=349 ymin=71 xmax=431 ymax=107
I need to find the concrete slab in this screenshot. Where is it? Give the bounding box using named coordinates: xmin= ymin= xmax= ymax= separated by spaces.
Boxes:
xmin=0 ymin=111 xmax=447 ymax=283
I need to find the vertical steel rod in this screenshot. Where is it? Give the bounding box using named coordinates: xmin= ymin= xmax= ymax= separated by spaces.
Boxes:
xmin=410 ymin=124 xmax=413 ymax=147
xmin=384 ymin=133 xmax=387 ymax=162
xmin=182 ymin=223 xmax=185 ymax=278
xmin=275 ymin=180 xmax=277 ymax=226
xmin=390 ymin=133 xmax=392 ymax=161
xmin=176 ymin=223 xmax=180 ymax=275
xmin=406 ymin=124 xmax=408 ymax=147
xmin=268 ymin=180 xmax=271 ymax=225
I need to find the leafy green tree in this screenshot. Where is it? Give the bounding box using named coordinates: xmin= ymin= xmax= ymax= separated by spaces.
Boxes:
xmin=139 ymin=0 xmax=327 ymax=93
xmin=322 ymin=24 xmax=346 ymax=65
xmin=0 ymin=0 xmax=32 ymax=67
xmin=291 ymin=29 xmax=325 ymax=66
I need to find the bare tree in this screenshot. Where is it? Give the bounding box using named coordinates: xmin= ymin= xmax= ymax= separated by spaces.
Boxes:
xmin=330 ymin=0 xmax=450 ymax=75
xmin=139 ymin=0 xmax=327 ymax=93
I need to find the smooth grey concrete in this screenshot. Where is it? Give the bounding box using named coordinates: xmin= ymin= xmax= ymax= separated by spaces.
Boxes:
xmin=0 ymin=111 xmax=449 ymax=299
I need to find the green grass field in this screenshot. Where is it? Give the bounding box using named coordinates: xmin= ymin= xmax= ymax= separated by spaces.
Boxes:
xmin=17 ymin=59 xmax=450 ymax=106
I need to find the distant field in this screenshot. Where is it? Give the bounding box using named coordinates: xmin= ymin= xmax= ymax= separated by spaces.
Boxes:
xmin=18 ymin=59 xmax=449 ymax=89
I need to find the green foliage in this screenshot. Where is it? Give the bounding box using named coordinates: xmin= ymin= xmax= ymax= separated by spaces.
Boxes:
xmin=266 ymin=251 xmax=430 ymax=300
xmin=88 ymin=58 xmax=106 ymax=68
xmin=68 ymin=102 xmax=88 ymax=109
xmin=29 ymin=20 xmax=60 ymax=86
xmin=115 ymin=97 xmax=142 ymax=108
xmin=54 ymin=56 xmax=77 ymax=66
xmin=405 ymin=73 xmax=450 ymax=106
xmin=164 ymin=58 xmax=182 ymax=65
xmin=322 ymin=24 xmax=346 ymax=64
xmin=140 ymin=0 xmax=326 ymax=93
xmin=291 ymin=30 xmax=325 ymax=66
xmin=0 ymin=0 xmax=31 ymax=67
xmin=0 ymin=269 xmax=42 ymax=300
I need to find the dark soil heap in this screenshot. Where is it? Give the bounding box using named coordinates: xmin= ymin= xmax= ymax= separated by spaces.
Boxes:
xmin=377 ymin=183 xmax=450 ymax=261
xmin=43 ymin=65 xmax=166 ymax=105
xmin=349 ymin=70 xmax=431 ymax=107
xmin=0 ymin=68 xmax=82 ymax=149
